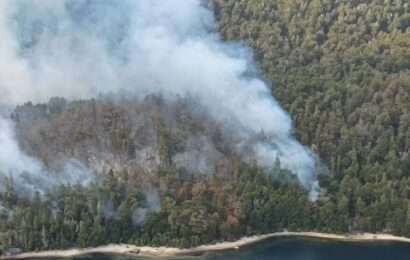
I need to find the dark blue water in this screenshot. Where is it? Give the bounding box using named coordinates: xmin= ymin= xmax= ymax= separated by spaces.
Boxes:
xmin=204 ymin=237 xmax=410 ymax=260
xmin=38 ymin=238 xmax=410 ymax=260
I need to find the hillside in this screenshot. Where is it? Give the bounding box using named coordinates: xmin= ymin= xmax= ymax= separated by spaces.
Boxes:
xmin=1 ymin=96 xmax=311 ymax=251
xmin=1 ymin=0 xmax=410 ymax=255
xmin=212 ymin=0 xmax=410 ymax=234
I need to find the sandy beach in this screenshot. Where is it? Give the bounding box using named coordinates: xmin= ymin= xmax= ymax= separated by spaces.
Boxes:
xmin=2 ymin=231 xmax=410 ymax=259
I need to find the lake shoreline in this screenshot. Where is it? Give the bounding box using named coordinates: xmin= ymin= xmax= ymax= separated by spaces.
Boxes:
xmin=2 ymin=231 xmax=410 ymax=259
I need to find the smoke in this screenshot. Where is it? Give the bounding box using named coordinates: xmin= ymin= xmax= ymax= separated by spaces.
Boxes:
xmin=0 ymin=203 xmax=10 ymax=217
xmin=173 ymin=135 xmax=223 ymax=175
xmin=0 ymin=0 xmax=319 ymax=198
xmin=0 ymin=115 xmax=93 ymax=195
xmin=132 ymin=189 xmax=161 ymax=226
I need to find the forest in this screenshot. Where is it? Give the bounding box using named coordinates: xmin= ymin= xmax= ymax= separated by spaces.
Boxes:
xmin=0 ymin=97 xmax=317 ymax=251
xmin=212 ymin=0 xmax=410 ymax=238
xmin=1 ymin=0 xmax=410 ymax=254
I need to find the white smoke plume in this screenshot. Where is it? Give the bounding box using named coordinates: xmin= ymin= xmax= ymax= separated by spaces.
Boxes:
xmin=0 ymin=115 xmax=93 ymax=196
xmin=0 ymin=0 xmax=319 ymax=199
xmin=132 ymin=189 xmax=161 ymax=226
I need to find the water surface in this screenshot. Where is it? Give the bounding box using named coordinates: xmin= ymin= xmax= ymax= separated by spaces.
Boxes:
xmin=31 ymin=238 xmax=410 ymax=260
xmin=204 ymin=237 xmax=410 ymax=260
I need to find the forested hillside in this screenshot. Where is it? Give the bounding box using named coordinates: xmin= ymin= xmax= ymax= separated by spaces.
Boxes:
xmin=1 ymin=0 xmax=410 ymax=255
xmin=0 ymin=97 xmax=312 ymax=251
xmin=212 ymin=0 xmax=410 ymax=234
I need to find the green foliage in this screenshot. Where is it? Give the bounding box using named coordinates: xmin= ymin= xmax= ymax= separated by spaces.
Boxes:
xmin=0 ymin=164 xmax=315 ymax=251
xmin=212 ymin=0 xmax=410 ymax=237
xmin=1 ymin=0 xmax=410 ymax=253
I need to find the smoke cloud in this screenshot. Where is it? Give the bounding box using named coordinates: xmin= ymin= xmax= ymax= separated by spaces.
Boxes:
xmin=0 ymin=115 xmax=93 ymax=195
xmin=0 ymin=0 xmax=319 ymax=198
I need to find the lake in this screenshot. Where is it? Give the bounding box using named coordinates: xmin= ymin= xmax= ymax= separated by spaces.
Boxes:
xmin=66 ymin=237 xmax=410 ymax=260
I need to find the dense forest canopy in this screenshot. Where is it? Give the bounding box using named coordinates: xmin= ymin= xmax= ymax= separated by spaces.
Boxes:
xmin=1 ymin=0 xmax=410 ymax=254
xmin=0 ymin=97 xmax=312 ymax=251
xmin=212 ymin=0 xmax=410 ymax=228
